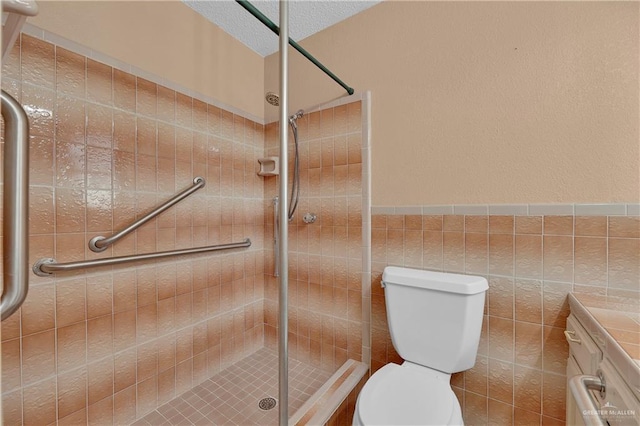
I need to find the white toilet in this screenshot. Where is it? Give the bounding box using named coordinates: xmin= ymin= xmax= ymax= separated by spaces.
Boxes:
xmin=354 ymin=266 xmax=488 ymax=425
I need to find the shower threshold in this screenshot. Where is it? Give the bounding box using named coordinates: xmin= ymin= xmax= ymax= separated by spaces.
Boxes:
xmin=133 ymin=347 xmax=333 ymax=425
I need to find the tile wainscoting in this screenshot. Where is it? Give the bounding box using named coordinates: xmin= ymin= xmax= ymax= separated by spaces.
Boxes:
xmin=369 ymin=209 xmax=639 ymax=425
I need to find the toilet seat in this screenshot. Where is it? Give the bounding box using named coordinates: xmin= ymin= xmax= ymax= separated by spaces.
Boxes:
xmin=355 ymin=363 xmax=462 ymax=425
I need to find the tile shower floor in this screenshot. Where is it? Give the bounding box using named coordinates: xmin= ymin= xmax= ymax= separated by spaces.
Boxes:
xmin=133 ymin=348 xmax=333 ymax=425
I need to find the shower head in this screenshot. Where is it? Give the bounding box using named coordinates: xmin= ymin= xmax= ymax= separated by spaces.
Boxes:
xmin=265 ymin=92 xmax=279 ymax=106
xmin=265 ymin=93 xmax=304 ymax=123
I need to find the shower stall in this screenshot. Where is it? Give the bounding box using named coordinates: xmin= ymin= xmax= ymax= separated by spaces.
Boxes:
xmin=1 ymin=1 xmax=370 ymax=425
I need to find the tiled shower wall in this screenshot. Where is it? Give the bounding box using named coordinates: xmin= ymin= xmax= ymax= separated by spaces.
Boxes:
xmin=371 ymin=212 xmax=639 ymax=425
xmin=263 ymin=102 xmax=366 ymax=372
xmin=1 ymin=34 xmax=266 ymax=424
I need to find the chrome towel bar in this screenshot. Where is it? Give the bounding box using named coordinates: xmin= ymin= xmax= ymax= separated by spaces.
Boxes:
xmin=33 ymin=238 xmax=251 ymax=276
xmin=569 ymin=373 xmax=606 ymax=426
xmin=1 ymin=90 xmax=30 ymax=321
xmin=89 ymin=176 xmax=205 ymax=252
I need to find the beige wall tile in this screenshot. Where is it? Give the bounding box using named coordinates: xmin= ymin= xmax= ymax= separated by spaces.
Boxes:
xmin=57 ymin=322 xmax=87 ymax=373
xmin=464 ymin=391 xmax=488 ymax=424
xmin=87 ymin=395 xmax=114 ymax=425
xmin=58 ymin=408 xmax=87 ymax=426
xmin=515 ymin=407 xmax=541 ymax=426
xmin=543 ymin=326 xmax=569 ymax=374
xmin=113 ymin=69 xmax=135 ymax=112
xmin=22 ymin=330 xmax=56 ymax=385
xmin=114 ymin=349 xmax=136 ymax=394
xmin=465 ymin=232 xmax=488 ymax=274
xmin=543 ymin=236 xmax=574 ymax=282
xmin=86 ymin=103 xmax=113 ymax=149
xmin=87 ymin=315 xmax=113 ymax=360
xmin=466 ymin=355 xmax=488 ymax=396
xmin=542 ymin=372 xmax=566 ymax=421
xmin=488 ymin=316 xmax=514 ymax=362
xmin=543 ymin=216 xmax=573 ymax=236
xmin=86 ymin=275 xmax=113 ymax=319
xmin=444 ymin=215 xmax=465 ymax=232
xmin=136 ymin=376 xmax=158 ymax=418
xmin=23 ymin=377 xmax=57 ymax=425
xmin=21 ymin=283 xmax=55 ymax=335
xmin=515 ymin=216 xmax=542 ymax=235
xmin=29 ymin=135 xmax=55 ymax=186
xmin=466 ymin=215 xmax=488 ymax=233
xmin=22 ymin=35 xmax=55 ymax=89
xmin=56 ymin=278 xmax=86 ymax=328
xmin=515 ymin=279 xmax=542 ymax=324
xmin=490 ymin=215 xmax=514 ymax=234
xmin=609 ymin=216 xmax=640 ymax=238
xmin=515 ymin=321 xmax=543 ymax=369
xmin=488 ymin=398 xmax=514 ymax=425
xmin=136 ymin=78 xmax=157 ymax=118
xmin=114 ymin=386 xmax=137 ymax=425
xmin=515 ymin=234 xmax=542 ymax=279
xmin=87 ymin=59 xmax=112 ymax=105
xmin=87 ymin=358 xmax=113 ymax=406
xmin=514 ymin=365 xmax=542 ymax=412
xmin=2 ymin=338 xmax=22 ymax=392
xmin=575 ymin=216 xmax=607 ymax=237
xmin=56 ymin=46 xmax=86 ymax=98
xmin=57 ymin=367 xmax=87 ymax=419
xmin=488 ymin=359 xmax=514 ymax=404
xmin=574 ymin=237 xmax=607 ymax=285
xmin=489 ymin=233 xmax=514 ymax=276
xmin=608 ymin=238 xmax=640 ymax=290
xmin=444 ymin=231 xmax=465 ymax=272
xmin=489 ymin=276 xmax=514 ymax=319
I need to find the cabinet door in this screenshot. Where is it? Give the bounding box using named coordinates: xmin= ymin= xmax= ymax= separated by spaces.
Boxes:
xmin=567 ymin=355 xmax=587 ymax=426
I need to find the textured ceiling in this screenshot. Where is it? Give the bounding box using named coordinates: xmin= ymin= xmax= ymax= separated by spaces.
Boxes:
xmin=183 ymin=0 xmax=382 ymax=57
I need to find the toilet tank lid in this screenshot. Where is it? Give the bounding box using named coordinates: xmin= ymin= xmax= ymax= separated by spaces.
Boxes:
xmin=382 ymin=267 xmax=488 ymax=295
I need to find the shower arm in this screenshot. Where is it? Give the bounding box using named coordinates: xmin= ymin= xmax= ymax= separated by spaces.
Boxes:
xmin=235 ymin=0 xmax=355 ymax=96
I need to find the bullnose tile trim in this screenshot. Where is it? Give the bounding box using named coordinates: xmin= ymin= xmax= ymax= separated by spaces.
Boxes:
xmin=21 ymin=23 xmax=265 ymax=125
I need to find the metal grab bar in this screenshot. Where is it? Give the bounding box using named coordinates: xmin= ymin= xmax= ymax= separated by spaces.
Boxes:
xmin=274 ymin=196 xmax=279 ymax=277
xmin=33 ymin=238 xmax=251 ymax=276
xmin=89 ymin=177 xmax=206 ymax=252
xmin=1 ymin=90 xmax=30 ymax=321
xmin=569 ymin=373 xmax=606 ymax=426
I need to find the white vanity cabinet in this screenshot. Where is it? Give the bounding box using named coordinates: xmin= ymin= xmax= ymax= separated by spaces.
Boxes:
xmin=567 ymin=294 xmax=640 ymax=426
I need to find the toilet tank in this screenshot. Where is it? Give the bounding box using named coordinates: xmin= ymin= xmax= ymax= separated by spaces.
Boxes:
xmin=382 ymin=267 xmax=488 ymax=374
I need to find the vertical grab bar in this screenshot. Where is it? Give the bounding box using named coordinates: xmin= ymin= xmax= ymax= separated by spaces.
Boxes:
xmin=274 ymin=196 xmax=279 ymax=277
xmin=1 ymin=90 xmax=30 ymax=321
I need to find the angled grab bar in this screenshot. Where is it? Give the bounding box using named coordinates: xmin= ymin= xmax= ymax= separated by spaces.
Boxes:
xmin=1 ymin=90 xmax=30 ymax=321
xmin=34 ymin=238 xmax=251 ymax=276
xmin=89 ymin=176 xmax=206 ymax=252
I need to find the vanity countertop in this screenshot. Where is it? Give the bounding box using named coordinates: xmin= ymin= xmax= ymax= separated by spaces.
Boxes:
xmin=568 ymin=293 xmax=640 ymax=398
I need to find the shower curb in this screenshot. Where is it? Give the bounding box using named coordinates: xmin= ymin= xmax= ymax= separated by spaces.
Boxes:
xmin=289 ymin=359 xmax=368 ymax=425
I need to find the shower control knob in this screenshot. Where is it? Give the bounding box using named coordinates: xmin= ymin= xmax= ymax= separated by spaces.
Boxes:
xmin=303 ymin=213 xmax=317 ymax=224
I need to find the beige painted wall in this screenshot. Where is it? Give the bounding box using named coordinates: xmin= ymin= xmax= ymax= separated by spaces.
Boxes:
xmin=30 ymin=1 xmax=265 ymax=119
xmin=265 ymin=1 xmax=640 ymax=205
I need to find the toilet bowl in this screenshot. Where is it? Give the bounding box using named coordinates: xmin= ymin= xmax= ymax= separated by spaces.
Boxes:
xmin=353 ymin=363 xmax=463 ymax=425
xmin=354 ymin=267 xmax=488 ymax=426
